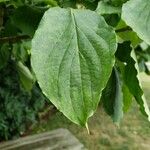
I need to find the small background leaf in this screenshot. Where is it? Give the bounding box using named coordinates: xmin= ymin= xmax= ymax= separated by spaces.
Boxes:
xmin=17 ymin=61 xmax=35 ymax=91
xmin=122 ymin=0 xmax=150 ymax=45
xmin=10 ymin=6 xmax=44 ymax=36
xmin=102 ymin=68 xmax=123 ymax=124
xmin=116 ymin=42 xmax=150 ymax=121
xmin=96 ymin=1 xmax=121 ymax=15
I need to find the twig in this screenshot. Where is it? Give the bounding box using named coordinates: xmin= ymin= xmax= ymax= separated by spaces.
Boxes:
xmin=0 ymin=35 xmax=31 ymax=43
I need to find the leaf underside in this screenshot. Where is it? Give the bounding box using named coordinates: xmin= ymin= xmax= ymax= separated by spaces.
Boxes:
xmin=31 ymin=7 xmax=117 ymax=126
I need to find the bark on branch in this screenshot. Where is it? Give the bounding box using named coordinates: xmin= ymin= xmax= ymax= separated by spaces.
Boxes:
xmin=0 ymin=35 xmax=31 ymax=43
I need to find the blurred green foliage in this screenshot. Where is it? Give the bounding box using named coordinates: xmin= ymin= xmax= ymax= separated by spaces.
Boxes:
xmin=0 ymin=62 xmax=47 ymax=140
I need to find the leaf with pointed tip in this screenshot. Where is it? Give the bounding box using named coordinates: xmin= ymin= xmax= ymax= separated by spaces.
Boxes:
xmin=31 ymin=7 xmax=117 ymax=126
xmin=116 ymin=42 xmax=150 ymax=121
xmin=122 ymin=0 xmax=150 ymax=45
xmin=102 ymin=68 xmax=123 ymax=124
xmin=115 ymin=60 xmax=133 ymax=113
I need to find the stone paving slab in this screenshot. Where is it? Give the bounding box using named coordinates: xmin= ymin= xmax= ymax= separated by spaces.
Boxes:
xmin=0 ymin=128 xmax=86 ymax=150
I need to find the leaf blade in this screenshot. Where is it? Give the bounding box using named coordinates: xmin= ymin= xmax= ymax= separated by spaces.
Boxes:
xmin=116 ymin=42 xmax=150 ymax=121
xmin=102 ymin=68 xmax=124 ymax=124
xmin=122 ymin=0 xmax=150 ymax=45
xmin=31 ymin=7 xmax=117 ymax=126
xmin=96 ymin=1 xmax=121 ymax=15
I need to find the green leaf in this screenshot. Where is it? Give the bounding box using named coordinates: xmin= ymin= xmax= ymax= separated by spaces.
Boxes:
xmin=122 ymin=0 xmax=150 ymax=45
xmin=32 ymin=0 xmax=58 ymax=6
xmin=117 ymin=31 xmax=142 ymax=48
xmin=115 ymin=60 xmax=133 ymax=113
xmin=115 ymin=19 xmax=127 ymax=30
xmin=10 ymin=6 xmax=44 ymax=36
xmin=116 ymin=42 xmax=150 ymax=121
xmin=122 ymin=83 xmax=133 ymax=112
xmin=96 ymin=1 xmax=121 ymax=15
xmin=12 ymin=41 xmax=31 ymax=63
xmin=17 ymin=61 xmax=35 ymax=91
xmin=12 ymin=43 xmax=26 ymax=62
xmin=0 ymin=0 xmax=9 ymax=3
xmin=104 ymin=14 xmax=120 ymax=27
xmin=0 ymin=44 xmax=10 ymax=70
xmin=111 ymin=0 xmax=128 ymax=6
xmin=82 ymin=0 xmax=99 ymax=10
xmin=31 ymin=7 xmax=117 ymax=126
xmin=115 ymin=20 xmax=142 ymax=48
xmin=6 ymin=0 xmax=26 ymax=7
xmin=102 ymin=68 xmax=123 ymax=124
xmin=58 ymin=0 xmax=76 ymax=8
